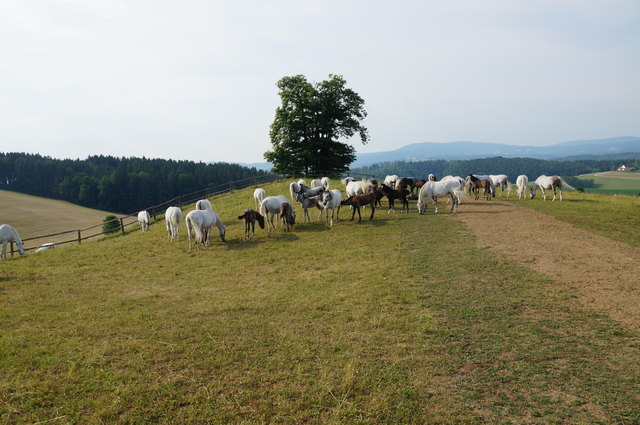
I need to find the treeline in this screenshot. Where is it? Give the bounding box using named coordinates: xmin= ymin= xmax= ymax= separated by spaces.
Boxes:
xmin=352 ymin=157 xmax=637 ymax=182
xmin=0 ymin=153 xmax=268 ymax=213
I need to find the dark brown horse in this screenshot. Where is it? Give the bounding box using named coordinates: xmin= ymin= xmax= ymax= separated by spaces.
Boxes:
xmin=379 ymin=183 xmax=409 ymax=212
xmin=467 ymin=174 xmax=492 ymax=200
xmin=340 ymin=191 xmax=377 ymax=222
xmin=238 ymin=209 xmax=265 ymax=241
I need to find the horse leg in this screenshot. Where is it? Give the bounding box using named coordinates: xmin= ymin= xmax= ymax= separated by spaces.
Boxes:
xmin=369 ymin=203 xmax=375 ymax=220
xmin=357 ymin=206 xmax=362 ymax=222
xmin=559 ymin=188 xmax=563 ymax=201
xmin=433 ymin=198 xmax=439 ymax=214
xmin=350 ymin=207 xmax=356 ymax=221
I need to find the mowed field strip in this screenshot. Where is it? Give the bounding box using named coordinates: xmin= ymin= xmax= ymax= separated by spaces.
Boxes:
xmin=0 ymin=190 xmax=115 ymax=249
xmin=1 ymin=181 xmax=638 ymax=424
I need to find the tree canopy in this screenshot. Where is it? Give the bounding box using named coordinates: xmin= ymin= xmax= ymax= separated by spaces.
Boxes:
xmin=265 ymin=74 xmax=368 ymax=175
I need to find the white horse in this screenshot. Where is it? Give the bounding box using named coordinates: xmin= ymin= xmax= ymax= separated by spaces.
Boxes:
xmin=319 ymin=189 xmax=342 ymax=226
xmin=297 ymin=184 xmax=324 ymax=197
xmin=254 ymin=188 xmax=266 ymax=209
xmin=341 ymin=176 xmax=356 ymax=186
xmin=321 ymin=176 xmax=330 ymax=189
xmin=137 ymin=210 xmax=151 ymax=232
xmin=289 ymin=182 xmax=300 ymax=202
xmin=195 ymin=199 xmax=213 ymax=210
xmin=440 ymin=175 xmax=466 ymax=204
xmin=310 ymin=179 xmax=324 ymax=189
xmin=516 ymin=175 xmax=529 ymax=200
xmin=490 ymin=174 xmax=512 ymax=197
xmin=384 ymin=174 xmax=399 ymax=188
xmin=185 ymin=209 xmax=226 ymax=250
xmin=417 ymin=179 xmax=465 ymax=214
xmin=297 ymin=179 xmax=307 ymax=187
xmin=165 ymin=206 xmax=182 ymax=241
xmin=530 ymin=175 xmax=575 ymax=201
xmin=0 ymin=224 xmax=24 ymax=258
xmin=260 ymin=195 xmax=296 ymax=231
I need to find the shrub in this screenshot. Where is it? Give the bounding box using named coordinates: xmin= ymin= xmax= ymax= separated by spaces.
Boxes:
xmin=102 ymin=215 xmax=120 ymax=234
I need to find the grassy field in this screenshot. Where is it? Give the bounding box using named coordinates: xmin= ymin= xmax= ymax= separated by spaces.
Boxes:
xmin=504 ymin=190 xmax=640 ymax=247
xmin=1 ymin=181 xmax=639 ymax=424
xmin=0 ymin=190 xmax=115 ymax=250
xmin=578 ymin=171 xmax=640 ymax=196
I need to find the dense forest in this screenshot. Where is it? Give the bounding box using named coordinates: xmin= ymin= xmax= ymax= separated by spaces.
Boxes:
xmin=352 ymin=156 xmax=639 ymax=182
xmin=0 ymin=153 xmax=267 ymax=213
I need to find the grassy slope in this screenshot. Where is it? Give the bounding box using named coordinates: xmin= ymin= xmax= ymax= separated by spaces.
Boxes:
xmin=504 ymin=190 xmax=640 ymax=247
xmin=578 ymin=171 xmax=640 ymax=195
xmin=0 ymin=190 xmax=115 ymax=249
xmin=1 ymin=181 xmax=638 ymax=424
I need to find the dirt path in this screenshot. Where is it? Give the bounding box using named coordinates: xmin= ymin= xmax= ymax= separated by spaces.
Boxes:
xmin=455 ymin=200 xmax=640 ymax=331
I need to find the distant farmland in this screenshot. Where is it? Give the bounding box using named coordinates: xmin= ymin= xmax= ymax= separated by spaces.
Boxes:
xmin=0 ymin=189 xmax=114 ymax=250
xmin=579 ymin=171 xmax=640 ymax=195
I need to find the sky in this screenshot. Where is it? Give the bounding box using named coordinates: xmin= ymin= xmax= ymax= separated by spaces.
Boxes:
xmin=1 ymin=0 xmax=639 ymax=164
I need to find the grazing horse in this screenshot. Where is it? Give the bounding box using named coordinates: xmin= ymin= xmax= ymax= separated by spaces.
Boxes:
xmin=0 ymin=224 xmax=24 ymax=258
xmin=238 ymin=209 xmax=265 ymax=241
xmin=384 ymin=174 xmax=399 ymax=189
xmin=165 ymin=206 xmax=182 ymax=241
xmin=185 ymin=209 xmax=226 ymax=250
xmin=137 ymin=210 xmax=151 ymax=232
xmin=379 ymin=183 xmax=409 ymax=213
xmin=260 ymin=195 xmax=296 ymax=231
xmin=289 ymin=182 xmax=300 ymax=203
xmin=516 ymin=175 xmax=529 ymax=200
xmin=254 ymin=188 xmax=266 ymax=209
xmin=466 ymin=175 xmax=492 ymax=200
xmin=466 ymin=174 xmax=495 ymax=196
xmin=319 ymin=189 xmax=342 ymax=226
xmin=489 ymin=174 xmax=511 ymax=196
xmin=340 ymin=191 xmax=377 ymax=222
xmin=530 ymin=175 xmax=575 ymax=201
xmin=297 ymin=184 xmax=324 ymax=197
xmin=295 ymin=192 xmax=323 ymax=223
xmin=195 ymin=199 xmax=213 ymax=211
xmin=279 ymin=202 xmax=296 ymax=231
xmin=417 ymin=179 xmax=464 ymax=214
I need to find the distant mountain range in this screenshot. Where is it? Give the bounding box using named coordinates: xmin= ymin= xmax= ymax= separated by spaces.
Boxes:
xmin=237 ymin=136 xmax=640 ymax=170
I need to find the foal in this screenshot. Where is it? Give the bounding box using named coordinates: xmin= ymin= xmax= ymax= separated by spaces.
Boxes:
xmin=238 ymin=209 xmax=265 ymax=241
xmin=340 ymin=191 xmax=377 ymax=222
xmin=379 ymin=183 xmax=409 ymax=212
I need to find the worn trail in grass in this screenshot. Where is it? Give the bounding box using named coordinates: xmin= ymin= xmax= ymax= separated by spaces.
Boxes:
xmin=0 ymin=182 xmax=638 ymax=424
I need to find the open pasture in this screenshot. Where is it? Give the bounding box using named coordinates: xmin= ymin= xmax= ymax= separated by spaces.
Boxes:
xmin=1 ymin=180 xmax=639 ymax=424
xmin=0 ymin=190 xmax=115 ymax=250
xmin=578 ymin=171 xmax=640 ymax=195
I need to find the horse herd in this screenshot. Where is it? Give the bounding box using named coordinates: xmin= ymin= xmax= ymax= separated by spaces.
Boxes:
xmin=0 ymin=173 xmax=575 ymax=258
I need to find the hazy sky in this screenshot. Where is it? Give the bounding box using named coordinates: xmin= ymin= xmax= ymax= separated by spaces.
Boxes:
xmin=1 ymin=0 xmax=639 ymax=163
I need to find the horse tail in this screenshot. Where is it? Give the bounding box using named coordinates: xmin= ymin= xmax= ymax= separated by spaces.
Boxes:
xmin=289 ymin=182 xmax=298 ymax=202
xmin=185 ymin=213 xmax=194 ymax=250
xmin=557 ymin=177 xmax=575 ymax=190
xmin=260 ymin=198 xmax=268 ymax=217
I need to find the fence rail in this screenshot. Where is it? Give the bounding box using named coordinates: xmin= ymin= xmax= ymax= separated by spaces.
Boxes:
xmin=8 ymin=170 xmax=382 ymax=257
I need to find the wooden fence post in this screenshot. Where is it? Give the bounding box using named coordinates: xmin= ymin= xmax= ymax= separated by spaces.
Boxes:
xmin=120 ymin=218 xmax=125 ymax=235
xmin=77 ymin=230 xmax=82 ymax=245
xmin=10 ymin=241 xmax=14 ymax=258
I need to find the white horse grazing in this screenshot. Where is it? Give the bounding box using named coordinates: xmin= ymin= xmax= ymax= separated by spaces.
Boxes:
xmin=440 ymin=175 xmax=466 ymax=204
xmin=0 ymin=224 xmax=24 ymax=258
xmin=254 ymin=188 xmax=266 ymax=209
xmin=260 ymin=195 xmax=296 ymax=231
xmin=185 ymin=209 xmax=226 ymax=250
xmin=137 ymin=210 xmax=151 ymax=232
xmin=321 ymin=176 xmax=330 ymax=189
xmin=490 ymin=174 xmax=512 ymax=196
xmin=530 ymin=175 xmax=575 ymax=201
xmin=417 ymin=180 xmax=464 ymax=214
xmin=516 ymin=175 xmax=529 ymax=200
xmin=319 ymin=189 xmax=342 ymax=226
xmin=195 ymin=199 xmax=213 ymax=210
xmin=165 ymin=206 xmax=182 ymax=241
xmin=289 ymin=182 xmax=300 ymax=202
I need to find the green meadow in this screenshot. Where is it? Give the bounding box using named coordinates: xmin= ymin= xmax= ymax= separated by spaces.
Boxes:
xmin=579 ymin=171 xmax=640 ymax=196
xmin=1 ymin=181 xmax=638 ymax=424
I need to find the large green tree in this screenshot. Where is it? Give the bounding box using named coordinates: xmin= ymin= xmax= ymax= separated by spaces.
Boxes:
xmin=265 ymin=74 xmax=369 ymax=175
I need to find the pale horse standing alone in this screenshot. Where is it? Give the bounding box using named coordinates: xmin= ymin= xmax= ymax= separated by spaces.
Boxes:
xmin=138 ymin=210 xmax=151 ymax=232
xmin=515 ymin=175 xmax=529 ymax=200
xmin=185 ymin=209 xmax=226 ymax=250
xmin=0 ymin=224 xmax=25 ymax=259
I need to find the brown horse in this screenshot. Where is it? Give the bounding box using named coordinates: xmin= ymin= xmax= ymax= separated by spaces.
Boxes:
xmin=379 ymin=183 xmax=409 ymax=212
xmin=467 ymin=174 xmax=492 ymax=200
xmin=238 ymin=209 xmax=265 ymax=241
xmin=340 ymin=191 xmax=377 ymax=222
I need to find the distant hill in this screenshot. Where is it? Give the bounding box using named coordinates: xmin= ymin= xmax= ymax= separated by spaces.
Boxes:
xmin=351 ymin=137 xmax=640 ymax=167
xmin=238 ymin=137 xmax=640 ymax=171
